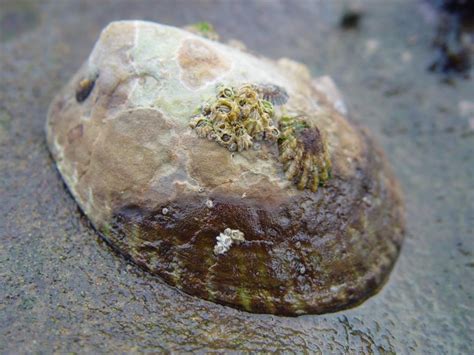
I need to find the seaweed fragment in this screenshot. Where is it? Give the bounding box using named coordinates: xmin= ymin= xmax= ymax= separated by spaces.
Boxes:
xmin=184 ymin=21 xmax=220 ymax=41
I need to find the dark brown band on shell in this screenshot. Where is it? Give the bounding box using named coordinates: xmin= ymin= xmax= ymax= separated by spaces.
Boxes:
xmin=99 ymin=129 xmax=404 ymax=316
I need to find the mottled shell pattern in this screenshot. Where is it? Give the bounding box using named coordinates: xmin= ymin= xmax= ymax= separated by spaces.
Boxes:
xmin=46 ymin=21 xmax=405 ymax=317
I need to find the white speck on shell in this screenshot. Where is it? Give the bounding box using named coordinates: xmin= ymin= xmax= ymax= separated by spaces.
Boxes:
xmin=362 ymin=196 xmax=372 ymax=206
xmin=312 ymin=76 xmax=348 ymax=115
xmin=213 ymin=228 xmax=245 ymax=255
xmin=299 ymin=265 xmax=306 ymax=274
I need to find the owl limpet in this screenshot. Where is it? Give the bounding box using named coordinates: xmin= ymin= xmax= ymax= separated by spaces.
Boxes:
xmin=46 ymin=21 xmax=405 ymax=316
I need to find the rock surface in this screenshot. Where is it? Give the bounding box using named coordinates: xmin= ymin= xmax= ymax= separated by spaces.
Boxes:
xmin=0 ymin=0 xmax=472 ymax=352
xmin=46 ymin=21 xmax=404 ymax=315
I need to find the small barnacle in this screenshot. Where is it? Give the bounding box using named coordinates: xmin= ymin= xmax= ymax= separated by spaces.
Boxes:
xmin=227 ymin=228 xmax=245 ymax=243
xmin=213 ymin=228 xmax=245 ymax=255
xmin=255 ymin=83 xmax=289 ymax=106
xmin=189 ymin=114 xmax=204 ymax=128
xmin=214 ymin=124 xmax=238 ymax=150
xmin=221 ymin=134 xmax=232 ymax=142
xmin=242 ymin=119 xmax=258 ymax=136
xmin=216 ymin=85 xmax=235 ymax=99
xmin=264 ymin=126 xmax=280 ymax=141
xmin=212 ymin=98 xmax=239 ymax=122
xmin=278 ymin=115 xmax=331 ymax=192
xmin=201 ymin=102 xmax=211 ymax=115
xmin=261 ymin=99 xmax=275 ymax=115
xmin=205 ymin=199 xmax=214 ymax=208
xmin=236 ymin=131 xmax=253 ymax=152
xmin=236 ymin=84 xmax=259 ymax=102
xmin=190 ymin=114 xmax=213 ymax=138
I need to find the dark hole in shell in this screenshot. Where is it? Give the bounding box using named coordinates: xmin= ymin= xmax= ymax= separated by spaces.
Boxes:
xmin=76 ymin=78 xmax=96 ymax=103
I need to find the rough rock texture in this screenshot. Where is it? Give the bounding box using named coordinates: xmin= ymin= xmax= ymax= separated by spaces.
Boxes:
xmin=45 ymin=21 xmax=404 ymax=315
xmin=1 ymin=0 xmax=472 ymax=352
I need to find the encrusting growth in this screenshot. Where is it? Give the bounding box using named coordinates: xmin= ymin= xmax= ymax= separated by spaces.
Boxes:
xmin=190 ymin=84 xmax=280 ymax=152
xmin=214 ymin=228 xmax=245 ymax=255
xmin=190 ymin=84 xmax=331 ymax=192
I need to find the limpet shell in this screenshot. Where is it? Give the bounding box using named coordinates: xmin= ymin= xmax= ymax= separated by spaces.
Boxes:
xmin=46 ymin=21 xmax=405 ymax=316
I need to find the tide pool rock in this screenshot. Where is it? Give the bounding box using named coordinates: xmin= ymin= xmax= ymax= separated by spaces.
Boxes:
xmin=46 ymin=21 xmax=405 ymax=316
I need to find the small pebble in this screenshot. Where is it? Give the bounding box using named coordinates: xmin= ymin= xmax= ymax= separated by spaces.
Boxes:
xmin=340 ymin=8 xmax=363 ymax=30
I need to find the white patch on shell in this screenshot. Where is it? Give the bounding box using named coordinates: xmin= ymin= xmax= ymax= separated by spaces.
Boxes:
xmin=213 ymin=228 xmax=245 ymax=255
xmin=205 ymin=199 xmax=213 ymax=208
xmin=312 ymin=76 xmax=348 ymax=115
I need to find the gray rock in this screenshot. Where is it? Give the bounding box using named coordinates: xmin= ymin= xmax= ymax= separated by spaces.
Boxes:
xmin=1 ymin=0 xmax=472 ymax=352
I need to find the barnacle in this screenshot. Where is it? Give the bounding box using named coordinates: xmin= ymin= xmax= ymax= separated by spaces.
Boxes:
xmin=278 ymin=115 xmax=332 ymax=192
xmin=189 ymin=114 xmax=213 ymax=138
xmin=213 ymin=228 xmax=245 ymax=255
xmin=190 ymin=84 xmax=280 ymax=152
xmin=255 ymin=83 xmax=289 ymax=106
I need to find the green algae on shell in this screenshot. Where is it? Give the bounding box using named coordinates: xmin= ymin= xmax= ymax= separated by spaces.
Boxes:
xmin=45 ymin=20 xmax=405 ymax=316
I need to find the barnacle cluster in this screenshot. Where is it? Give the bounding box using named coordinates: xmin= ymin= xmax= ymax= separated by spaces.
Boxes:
xmin=190 ymin=84 xmax=280 ymax=152
xmin=278 ymin=115 xmax=332 ymax=192
xmin=190 ymin=84 xmax=332 ymax=192
xmin=214 ymin=228 xmax=245 ymax=255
